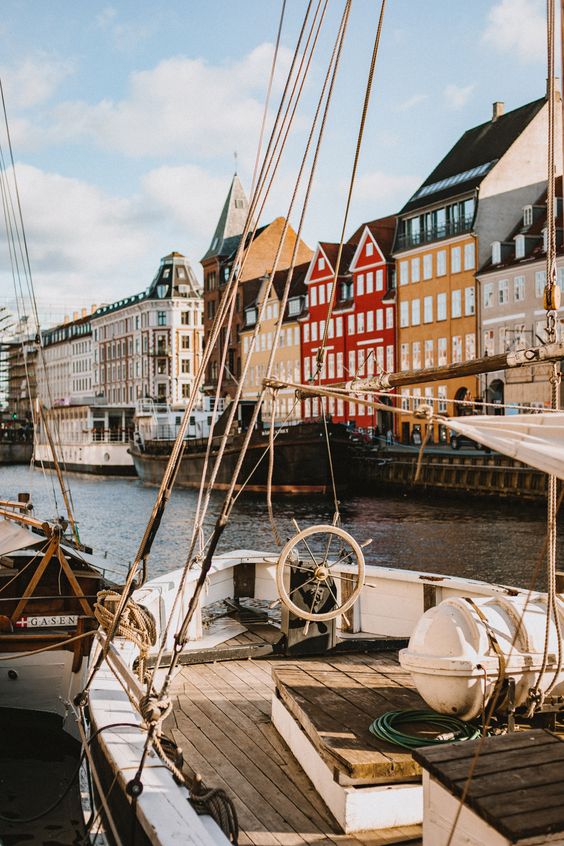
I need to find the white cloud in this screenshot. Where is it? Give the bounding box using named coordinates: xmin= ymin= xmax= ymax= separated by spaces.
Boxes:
xmin=143 ymin=164 xmax=235 ymax=244
xmin=0 ymin=56 xmax=74 ymax=110
xmin=0 ymin=163 xmax=164 ymax=309
xmin=482 ymin=0 xmax=545 ymax=62
xmin=444 ymin=83 xmax=475 ymax=110
xmin=31 ymin=44 xmax=291 ymax=166
xmin=396 ymin=94 xmax=428 ymax=112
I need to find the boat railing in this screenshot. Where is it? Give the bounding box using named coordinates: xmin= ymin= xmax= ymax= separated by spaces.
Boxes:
xmin=91 ymin=427 xmax=134 ymax=443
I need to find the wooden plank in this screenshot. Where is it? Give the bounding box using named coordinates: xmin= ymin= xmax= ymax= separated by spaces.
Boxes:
xmin=274 ymin=668 xmax=420 ymax=781
xmin=174 ymin=692 xmax=340 ymax=844
xmin=177 ymin=668 xmax=334 ymax=832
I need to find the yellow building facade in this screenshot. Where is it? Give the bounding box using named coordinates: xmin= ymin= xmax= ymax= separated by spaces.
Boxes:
xmin=395 ymin=234 xmax=478 ymax=442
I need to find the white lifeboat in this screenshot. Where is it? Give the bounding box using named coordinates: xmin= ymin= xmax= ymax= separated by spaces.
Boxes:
xmin=399 ymin=594 xmax=564 ymax=720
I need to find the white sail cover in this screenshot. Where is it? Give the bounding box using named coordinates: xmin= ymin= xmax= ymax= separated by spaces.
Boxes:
xmin=444 ymin=412 xmax=564 ymax=480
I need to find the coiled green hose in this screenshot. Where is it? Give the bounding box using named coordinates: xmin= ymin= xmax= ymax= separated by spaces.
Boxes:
xmin=369 ymin=709 xmax=481 ymax=750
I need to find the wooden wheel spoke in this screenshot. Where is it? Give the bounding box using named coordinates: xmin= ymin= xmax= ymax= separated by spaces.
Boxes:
xmin=288 ymin=576 xmax=317 ymax=596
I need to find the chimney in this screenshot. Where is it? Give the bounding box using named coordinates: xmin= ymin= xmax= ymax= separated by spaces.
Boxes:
xmin=63 ymin=315 xmax=69 ymax=324
xmin=90 ymin=304 xmax=97 ymax=314
xmin=81 ymin=307 xmax=87 ymax=318
xmin=73 ymin=311 xmax=78 ymax=322
xmin=492 ymin=101 xmax=505 ymax=121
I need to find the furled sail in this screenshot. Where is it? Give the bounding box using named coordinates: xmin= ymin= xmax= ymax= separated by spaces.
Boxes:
xmin=444 ymin=412 xmax=564 ymax=480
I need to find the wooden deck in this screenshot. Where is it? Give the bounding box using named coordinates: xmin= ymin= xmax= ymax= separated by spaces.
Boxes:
xmin=166 ymin=632 xmax=423 ymax=846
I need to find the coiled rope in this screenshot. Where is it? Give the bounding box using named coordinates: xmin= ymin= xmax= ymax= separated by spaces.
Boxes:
xmin=94 ymin=590 xmax=157 ymax=681
xmin=369 ymin=710 xmax=481 ymax=750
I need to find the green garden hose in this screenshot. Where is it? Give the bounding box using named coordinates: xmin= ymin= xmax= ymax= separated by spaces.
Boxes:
xmin=369 ymin=709 xmax=481 ymax=750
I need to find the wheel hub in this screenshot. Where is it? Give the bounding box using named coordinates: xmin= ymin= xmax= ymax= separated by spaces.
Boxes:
xmin=314 ymin=564 xmax=329 ymax=581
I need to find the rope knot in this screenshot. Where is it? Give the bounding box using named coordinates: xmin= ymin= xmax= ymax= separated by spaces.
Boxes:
xmin=139 ymin=693 xmax=172 ymax=729
xmin=413 ymin=403 xmax=434 ymax=421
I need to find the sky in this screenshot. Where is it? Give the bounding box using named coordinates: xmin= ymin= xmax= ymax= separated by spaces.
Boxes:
xmin=0 ymin=0 xmax=552 ymax=328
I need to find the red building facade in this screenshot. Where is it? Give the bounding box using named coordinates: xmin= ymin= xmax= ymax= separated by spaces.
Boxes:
xmin=300 ymin=217 xmax=396 ymax=433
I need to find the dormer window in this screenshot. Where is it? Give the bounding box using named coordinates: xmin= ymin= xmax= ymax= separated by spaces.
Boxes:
xmin=523 ymin=205 xmax=533 ymax=227
xmin=492 ymin=241 xmax=501 ymax=264
xmin=318 ymin=257 xmax=325 ymax=271
xmin=366 ymin=241 xmax=374 ymax=256
xmin=515 ymin=235 xmax=525 ymax=259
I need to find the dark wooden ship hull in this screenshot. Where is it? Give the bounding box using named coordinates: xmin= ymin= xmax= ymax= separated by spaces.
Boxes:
xmin=129 ymin=420 xmax=354 ymax=494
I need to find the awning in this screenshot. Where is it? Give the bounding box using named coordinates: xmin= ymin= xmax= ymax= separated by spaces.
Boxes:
xmin=444 ymin=412 xmax=564 ymax=480
xmin=0 ymin=520 xmax=46 ymax=557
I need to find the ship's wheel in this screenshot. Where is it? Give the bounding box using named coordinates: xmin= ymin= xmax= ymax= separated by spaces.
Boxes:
xmin=276 ymin=524 xmax=366 ymax=623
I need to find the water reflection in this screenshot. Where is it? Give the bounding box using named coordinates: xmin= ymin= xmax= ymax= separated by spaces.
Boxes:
xmin=2 ymin=465 xmax=558 ymax=590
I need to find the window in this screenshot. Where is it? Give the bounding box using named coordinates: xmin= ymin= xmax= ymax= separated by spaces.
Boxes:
xmin=386 ymin=307 xmax=394 ymax=328
xmin=366 ymin=272 xmax=374 ymax=293
xmin=412 ymin=341 xmax=421 ymax=369
xmin=181 ymin=311 xmax=190 ymax=325
xmin=499 ymin=326 xmax=511 ymax=352
xmin=465 ymin=286 xmax=475 ymax=315
xmin=181 ymin=359 xmax=190 ymax=374
xmin=523 ymin=205 xmax=533 ymax=226
xmin=348 ymin=350 xmax=356 ymax=374
xmin=400 ymin=301 xmax=409 ymax=327
xmin=367 ymin=311 xmax=374 ymax=332
xmin=423 ymin=254 xmax=433 ymax=280
xmin=465 ymin=333 xmax=475 ymax=360
xmin=423 ymin=295 xmax=433 ymax=323
xmin=484 ymin=329 xmax=495 ymax=356
xmin=438 ymin=337 xmax=447 ymax=365
xmin=181 ymin=384 xmax=190 ymax=399
xmin=437 ymin=251 xmax=446 ymax=276
xmin=535 ymin=270 xmax=547 ymax=297
xmin=357 ymin=274 xmax=364 ymax=296
xmin=400 ymin=261 xmax=409 ymax=285
xmin=310 ymin=286 xmax=317 ymax=307
xmin=318 ymin=285 xmax=325 ymax=305
xmin=348 ymin=314 xmax=355 ymax=334
xmin=303 ymin=323 xmax=310 ymax=343
xmin=318 ymin=257 xmax=325 ymax=271
xmin=424 ymin=339 xmax=434 ymax=367
xmin=336 ymin=352 xmax=344 ymax=377
xmin=328 ymin=319 xmax=334 ymax=339
xmin=304 ymin=357 xmax=311 ymax=380
xmin=181 ymin=335 xmax=190 ymax=350
xmin=411 ymin=258 xmax=420 ymax=283
xmin=157 ymin=311 xmax=167 ymax=326
xmin=543 ymin=228 xmax=548 ymax=252
xmin=515 ymin=235 xmax=525 ymax=259
xmin=484 ymin=282 xmax=494 ymax=308
xmin=558 ymin=268 xmax=564 ymax=292
xmin=400 ymin=343 xmax=410 ymax=371
xmin=401 ymin=389 xmax=410 ymax=411
xmin=514 ymin=323 xmax=527 ymax=350
xmin=373 ymin=347 xmax=382 ymax=374
xmin=328 ymin=354 xmax=335 ymax=378
xmin=464 ymin=242 xmax=475 ymax=270
xmin=438 ymin=385 xmax=447 ymax=413
xmin=514 ymin=276 xmax=525 ymax=302
xmin=376 ymin=269 xmax=384 ymax=291
xmin=366 ymin=241 xmax=374 ymax=256
xmin=386 ymin=345 xmax=394 ymax=371
xmin=451 ymin=247 xmax=461 ymax=273
xmin=336 ymin=316 xmax=343 ymax=336
xmin=411 ymin=299 xmax=421 ymax=325
xmin=357 ymin=312 xmax=365 ymax=333
xmin=311 ymin=322 xmax=318 ymax=342
xmin=376 ymin=309 xmax=384 ymax=330
xmin=437 ymin=293 xmax=447 ymax=320
xmin=498 ymin=279 xmax=509 ymax=305
xmin=451 ymin=289 xmax=462 ymax=318
xmin=492 ymin=242 xmax=501 ymax=264
xmin=452 ymin=335 xmax=462 ymax=363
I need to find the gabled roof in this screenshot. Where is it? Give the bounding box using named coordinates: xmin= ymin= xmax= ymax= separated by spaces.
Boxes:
xmin=242 ymin=262 xmax=310 ymax=310
xmin=401 ymin=97 xmax=546 ymax=216
xmin=316 ymin=242 xmax=357 ymax=275
xmin=348 ymin=215 xmax=397 ymax=265
xmin=202 ymin=174 xmax=249 ymax=262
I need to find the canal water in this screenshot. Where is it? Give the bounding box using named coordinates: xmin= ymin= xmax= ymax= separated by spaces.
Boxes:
xmin=1 ymin=463 xmax=562 ymax=844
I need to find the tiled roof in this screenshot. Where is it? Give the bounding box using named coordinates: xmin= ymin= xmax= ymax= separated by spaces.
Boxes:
xmin=401 ymin=97 xmax=545 ymax=216
xmin=347 ymin=215 xmax=397 ymax=258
